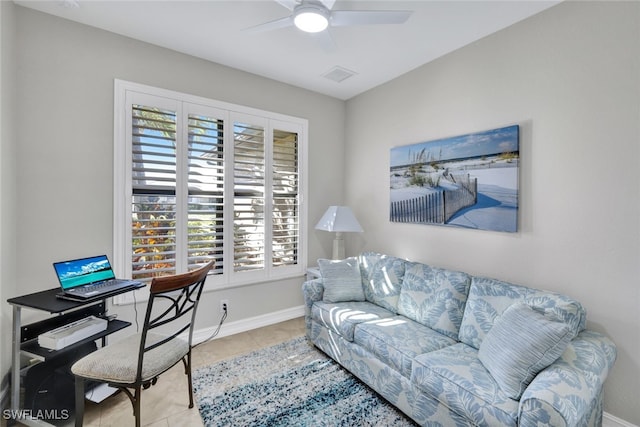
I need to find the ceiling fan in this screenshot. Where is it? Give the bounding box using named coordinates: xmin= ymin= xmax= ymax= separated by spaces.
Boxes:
xmin=247 ymin=0 xmax=413 ymax=34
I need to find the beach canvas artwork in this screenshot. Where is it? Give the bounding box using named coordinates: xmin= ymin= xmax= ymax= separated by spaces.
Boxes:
xmin=390 ymin=125 xmax=519 ymax=232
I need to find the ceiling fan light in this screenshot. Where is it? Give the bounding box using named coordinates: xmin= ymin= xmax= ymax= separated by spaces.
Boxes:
xmin=294 ymin=5 xmax=329 ymax=33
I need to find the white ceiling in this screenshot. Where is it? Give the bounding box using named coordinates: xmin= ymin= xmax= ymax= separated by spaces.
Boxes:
xmin=14 ymin=0 xmax=560 ymax=100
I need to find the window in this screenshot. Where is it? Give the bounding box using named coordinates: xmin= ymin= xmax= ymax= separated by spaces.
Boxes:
xmin=114 ymin=80 xmax=307 ymax=292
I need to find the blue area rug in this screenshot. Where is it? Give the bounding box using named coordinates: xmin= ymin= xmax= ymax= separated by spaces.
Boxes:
xmin=193 ymin=336 xmax=416 ymax=426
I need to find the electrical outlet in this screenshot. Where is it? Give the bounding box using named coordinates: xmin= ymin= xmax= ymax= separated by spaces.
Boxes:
xmin=220 ymin=299 xmax=229 ymax=314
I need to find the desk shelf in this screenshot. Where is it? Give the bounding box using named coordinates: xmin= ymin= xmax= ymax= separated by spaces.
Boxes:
xmin=7 ymin=286 xmax=142 ymax=426
xmin=21 ymin=319 xmax=131 ymax=362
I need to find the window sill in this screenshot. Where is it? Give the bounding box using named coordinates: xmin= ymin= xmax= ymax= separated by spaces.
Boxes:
xmin=112 ymin=270 xmax=307 ymax=305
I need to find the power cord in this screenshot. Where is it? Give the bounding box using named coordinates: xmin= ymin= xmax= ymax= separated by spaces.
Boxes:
xmin=132 ymin=288 xmax=139 ymax=333
xmin=129 ymin=286 xmax=225 ymax=344
xmin=193 ymin=304 xmax=228 ymax=348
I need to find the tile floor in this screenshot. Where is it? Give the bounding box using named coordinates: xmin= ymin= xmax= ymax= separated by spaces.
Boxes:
xmin=79 ymin=317 xmax=306 ymax=427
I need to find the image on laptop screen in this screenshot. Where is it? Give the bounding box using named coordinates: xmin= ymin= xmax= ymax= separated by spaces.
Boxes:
xmin=54 ymin=255 xmax=116 ymax=290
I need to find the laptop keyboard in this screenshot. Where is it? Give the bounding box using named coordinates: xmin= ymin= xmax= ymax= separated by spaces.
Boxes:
xmin=92 ymin=280 xmax=116 ymax=289
xmin=75 ymin=280 xmax=129 ymax=295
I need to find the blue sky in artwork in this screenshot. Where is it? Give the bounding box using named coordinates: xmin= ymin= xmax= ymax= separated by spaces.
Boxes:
xmin=390 ymin=125 xmax=519 ymax=168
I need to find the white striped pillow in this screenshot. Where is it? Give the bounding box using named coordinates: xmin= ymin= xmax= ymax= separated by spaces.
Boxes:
xmin=318 ymin=257 xmax=365 ymax=303
xmin=478 ymin=302 xmax=573 ymax=399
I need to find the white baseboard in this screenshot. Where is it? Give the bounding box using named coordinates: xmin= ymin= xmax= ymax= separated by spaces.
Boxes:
xmin=604 ymin=412 xmax=638 ymax=427
xmin=192 ymin=305 xmax=305 ymax=344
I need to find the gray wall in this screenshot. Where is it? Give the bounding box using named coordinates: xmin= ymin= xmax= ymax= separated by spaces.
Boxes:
xmin=0 ymin=0 xmax=18 ymax=393
xmin=2 ymin=1 xmax=638 ymax=425
xmin=1 ymin=5 xmax=345 ymax=383
xmin=345 ymin=1 xmax=639 ymax=424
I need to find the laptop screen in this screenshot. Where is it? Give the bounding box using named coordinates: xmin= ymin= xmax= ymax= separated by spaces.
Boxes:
xmin=53 ymin=255 xmax=117 ymax=290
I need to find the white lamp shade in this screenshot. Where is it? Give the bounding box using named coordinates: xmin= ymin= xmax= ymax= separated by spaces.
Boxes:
xmin=315 ymin=206 xmax=363 ymax=233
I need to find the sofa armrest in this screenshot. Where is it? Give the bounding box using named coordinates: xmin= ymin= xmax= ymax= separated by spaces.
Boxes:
xmin=302 ymin=279 xmax=324 ymax=317
xmin=302 ymin=279 xmax=324 ymax=339
xmin=518 ymin=330 xmax=617 ymax=427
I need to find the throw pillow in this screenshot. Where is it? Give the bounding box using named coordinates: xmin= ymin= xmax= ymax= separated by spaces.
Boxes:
xmin=318 ymin=257 xmax=365 ymax=303
xmin=478 ymin=302 xmax=573 ymax=400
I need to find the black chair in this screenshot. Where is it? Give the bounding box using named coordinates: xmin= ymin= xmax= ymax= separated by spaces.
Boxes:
xmin=71 ymin=260 xmax=214 ymax=427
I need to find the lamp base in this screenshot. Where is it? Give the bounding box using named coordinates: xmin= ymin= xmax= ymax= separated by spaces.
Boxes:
xmin=332 ymin=232 xmax=345 ymax=260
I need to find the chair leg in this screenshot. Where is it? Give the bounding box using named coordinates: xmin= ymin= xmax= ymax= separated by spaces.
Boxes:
xmin=133 ymin=385 xmax=142 ymax=427
xmin=74 ymin=377 xmax=85 ymax=427
xmin=186 ymin=352 xmax=194 ymax=408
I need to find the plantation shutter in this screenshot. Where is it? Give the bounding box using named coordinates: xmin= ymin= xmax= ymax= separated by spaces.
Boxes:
xmin=131 ymin=104 xmax=178 ymax=280
xmin=272 ymin=129 xmax=299 ymax=267
xmin=233 ymin=120 xmax=265 ymax=272
xmin=187 ymin=113 xmax=225 ymax=275
xmin=115 ymin=80 xmax=307 ymax=291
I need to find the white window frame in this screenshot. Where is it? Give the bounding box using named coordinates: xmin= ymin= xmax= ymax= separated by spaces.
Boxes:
xmin=113 ymin=80 xmax=308 ymax=302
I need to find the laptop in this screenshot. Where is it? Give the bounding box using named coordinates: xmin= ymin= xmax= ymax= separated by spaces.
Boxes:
xmin=54 ymin=255 xmax=142 ymax=301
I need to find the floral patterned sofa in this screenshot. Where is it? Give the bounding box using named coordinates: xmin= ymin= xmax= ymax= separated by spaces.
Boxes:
xmin=302 ymin=252 xmax=617 ymax=426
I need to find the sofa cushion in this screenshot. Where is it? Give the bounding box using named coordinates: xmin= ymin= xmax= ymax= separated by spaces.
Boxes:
xmin=311 ymin=301 xmax=395 ymax=341
xmin=458 ymin=276 xmax=586 ymax=349
xmin=478 ymin=302 xmax=573 ymax=399
xmin=523 ymin=291 xmax=586 ymax=336
xmin=354 ymin=316 xmax=456 ymax=378
xmin=318 ymin=257 xmax=365 ymax=303
xmin=411 ymin=343 xmax=519 ymax=426
xmin=358 ymin=252 xmax=406 ymax=313
xmin=397 ymin=263 xmax=471 ymax=340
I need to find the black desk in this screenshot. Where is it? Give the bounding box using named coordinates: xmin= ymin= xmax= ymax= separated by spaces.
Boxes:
xmin=7 ymin=285 xmax=144 ymax=426
xmin=8 ymin=285 xmax=144 ymax=313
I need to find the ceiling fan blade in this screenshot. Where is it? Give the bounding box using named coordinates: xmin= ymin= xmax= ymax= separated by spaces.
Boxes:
xmin=274 ymin=0 xmax=298 ymax=11
xmin=244 ymin=16 xmax=293 ymax=34
xmin=311 ymin=29 xmax=336 ymax=52
xmin=330 ymin=10 xmax=413 ymax=27
xmin=319 ymin=0 xmax=336 ymax=10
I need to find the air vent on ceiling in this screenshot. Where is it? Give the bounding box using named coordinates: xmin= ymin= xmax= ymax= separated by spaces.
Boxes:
xmin=59 ymin=0 xmax=80 ymax=8
xmin=322 ymin=66 xmax=357 ymax=83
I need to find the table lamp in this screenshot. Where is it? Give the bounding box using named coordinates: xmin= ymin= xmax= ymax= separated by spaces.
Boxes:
xmin=315 ymin=206 xmax=363 ymax=259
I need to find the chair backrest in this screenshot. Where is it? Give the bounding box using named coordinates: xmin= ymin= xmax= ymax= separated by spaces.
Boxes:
xmin=135 ymin=260 xmax=214 ymax=381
